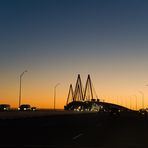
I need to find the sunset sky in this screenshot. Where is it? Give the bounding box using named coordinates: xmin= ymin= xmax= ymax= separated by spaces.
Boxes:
xmin=1 ymin=0 xmax=148 ymax=109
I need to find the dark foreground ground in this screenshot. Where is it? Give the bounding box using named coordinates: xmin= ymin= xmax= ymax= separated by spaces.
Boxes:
xmin=0 ymin=111 xmax=148 ymax=148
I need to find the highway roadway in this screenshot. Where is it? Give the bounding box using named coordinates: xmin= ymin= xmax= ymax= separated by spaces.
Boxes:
xmin=0 ymin=111 xmax=148 ymax=148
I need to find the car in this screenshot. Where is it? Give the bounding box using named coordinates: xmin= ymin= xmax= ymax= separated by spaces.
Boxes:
xmin=31 ymin=107 xmax=37 ymax=111
xmin=139 ymin=109 xmax=147 ymax=116
xmin=18 ymin=104 xmax=31 ymax=111
xmin=18 ymin=104 xmax=37 ymax=111
xmin=0 ymin=104 xmax=10 ymax=111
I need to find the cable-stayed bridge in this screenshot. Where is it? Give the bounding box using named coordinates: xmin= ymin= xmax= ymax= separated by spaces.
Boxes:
xmin=66 ymin=74 xmax=98 ymax=104
xmin=64 ymin=74 xmax=129 ymax=112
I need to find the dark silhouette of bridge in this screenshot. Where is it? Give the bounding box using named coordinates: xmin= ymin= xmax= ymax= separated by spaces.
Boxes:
xmin=66 ymin=74 xmax=97 ymax=104
xmin=65 ymin=74 xmax=129 ymax=111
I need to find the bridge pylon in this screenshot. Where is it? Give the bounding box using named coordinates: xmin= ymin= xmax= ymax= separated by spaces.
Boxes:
xmin=66 ymin=74 xmax=99 ymax=107
xmin=84 ymin=74 xmax=94 ymax=101
xmin=66 ymin=84 xmax=74 ymax=105
xmin=73 ymin=74 xmax=84 ymax=101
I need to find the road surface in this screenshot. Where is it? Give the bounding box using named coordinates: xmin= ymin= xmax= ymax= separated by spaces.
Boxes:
xmin=0 ymin=111 xmax=148 ymax=148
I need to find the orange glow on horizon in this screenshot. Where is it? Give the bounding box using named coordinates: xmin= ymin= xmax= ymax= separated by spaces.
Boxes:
xmin=0 ymin=73 xmax=148 ymax=110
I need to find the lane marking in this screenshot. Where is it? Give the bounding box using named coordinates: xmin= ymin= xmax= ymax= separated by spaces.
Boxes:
xmin=73 ymin=133 xmax=83 ymax=140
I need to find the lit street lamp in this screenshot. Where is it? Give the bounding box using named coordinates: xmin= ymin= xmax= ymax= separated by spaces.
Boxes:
xmin=18 ymin=70 xmax=27 ymax=108
xmin=54 ymin=83 xmax=60 ymax=110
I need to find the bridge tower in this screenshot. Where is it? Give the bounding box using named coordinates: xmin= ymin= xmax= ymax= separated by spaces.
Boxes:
xmin=66 ymin=84 xmax=74 ymax=105
xmin=73 ymin=74 xmax=84 ymax=101
xmin=84 ymin=74 xmax=94 ymax=101
xmin=66 ymin=74 xmax=99 ymax=107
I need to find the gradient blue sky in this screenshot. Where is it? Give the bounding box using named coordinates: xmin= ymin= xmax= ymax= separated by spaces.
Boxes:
xmin=1 ymin=0 xmax=148 ymax=109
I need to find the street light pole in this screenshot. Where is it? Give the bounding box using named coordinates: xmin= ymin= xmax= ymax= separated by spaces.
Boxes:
xmin=134 ymin=95 xmax=137 ymax=111
xmin=139 ymin=91 xmax=144 ymax=109
xmin=19 ymin=70 xmax=27 ymax=108
xmin=130 ymin=96 xmax=132 ymax=110
xmin=54 ymin=83 xmax=60 ymax=110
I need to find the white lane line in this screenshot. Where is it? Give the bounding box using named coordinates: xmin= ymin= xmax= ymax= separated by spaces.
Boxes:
xmin=73 ymin=133 xmax=83 ymax=140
